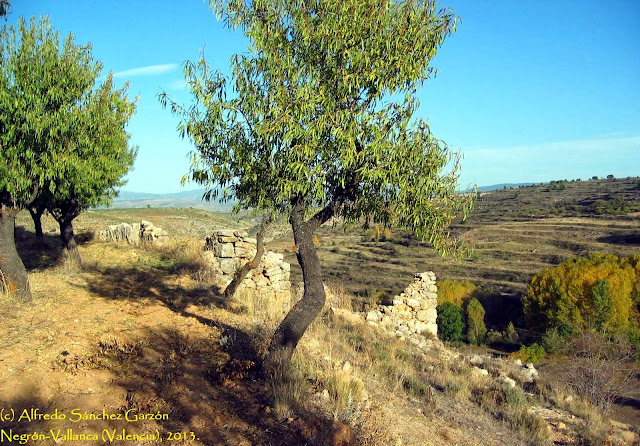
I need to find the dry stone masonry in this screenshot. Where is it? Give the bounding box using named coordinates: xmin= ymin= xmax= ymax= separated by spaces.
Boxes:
xmin=204 ymin=230 xmax=293 ymax=319
xmin=96 ymin=220 xmax=168 ymax=245
xmin=365 ymin=271 xmax=439 ymax=339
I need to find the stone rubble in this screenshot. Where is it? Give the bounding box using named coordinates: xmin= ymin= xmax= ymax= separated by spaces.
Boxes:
xmin=204 ymin=229 xmax=292 ymax=319
xmin=365 ymin=271 xmax=439 ymax=338
xmin=96 ymin=220 xmax=168 ymax=245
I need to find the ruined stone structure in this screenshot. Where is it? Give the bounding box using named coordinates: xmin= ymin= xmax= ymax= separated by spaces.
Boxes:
xmin=365 ymin=271 xmax=439 ymax=339
xmin=96 ymin=220 xmax=168 ymax=245
xmin=204 ymin=229 xmax=292 ymax=319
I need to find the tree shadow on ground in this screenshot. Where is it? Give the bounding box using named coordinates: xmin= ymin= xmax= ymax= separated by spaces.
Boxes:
xmin=71 ymin=263 xmax=348 ymax=444
xmin=79 ymin=262 xmax=229 ymax=313
xmin=15 ymin=226 xmax=94 ymax=270
xmin=84 ymin=325 xmax=345 ymax=445
xmin=0 ymin=386 xmax=55 ymax=439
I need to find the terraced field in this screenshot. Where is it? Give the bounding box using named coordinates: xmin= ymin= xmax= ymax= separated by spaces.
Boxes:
xmin=277 ymin=178 xmax=640 ymax=326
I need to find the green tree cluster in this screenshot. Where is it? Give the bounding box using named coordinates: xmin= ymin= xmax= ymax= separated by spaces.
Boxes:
xmin=162 ymin=0 xmax=473 ymax=366
xmin=435 ymin=280 xmax=489 ymax=345
xmin=523 ymin=254 xmax=639 ymax=335
xmin=0 ymin=17 xmax=137 ymax=299
xmin=436 ymin=302 xmax=464 ymax=342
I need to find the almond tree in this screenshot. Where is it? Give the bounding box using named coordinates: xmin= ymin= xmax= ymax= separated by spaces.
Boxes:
xmin=0 ymin=17 xmax=136 ymax=297
xmin=161 ymin=0 xmax=473 ymax=367
xmin=45 ymin=72 xmax=137 ymax=265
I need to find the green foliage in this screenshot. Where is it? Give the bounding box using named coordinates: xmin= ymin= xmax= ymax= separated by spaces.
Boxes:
xmin=0 ymin=16 xmax=136 ymax=212
xmin=436 ymin=302 xmax=464 ymax=342
xmin=524 ymin=254 xmax=638 ymax=334
xmin=436 ymin=279 xmax=476 ymax=307
xmin=541 ymin=327 xmax=567 ymax=354
xmin=511 ymin=343 xmax=546 ymax=364
xmin=466 ymin=297 xmax=487 ymax=345
xmin=160 ymin=0 xmax=473 ymax=255
xmin=591 ymin=279 xmax=612 ymax=330
xmin=505 ymin=321 xmax=519 ymax=344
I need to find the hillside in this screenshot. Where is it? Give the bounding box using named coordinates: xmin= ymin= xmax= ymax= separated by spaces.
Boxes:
xmin=1 ymin=177 xmax=639 ymax=445
xmin=271 ymin=177 xmax=640 ymax=320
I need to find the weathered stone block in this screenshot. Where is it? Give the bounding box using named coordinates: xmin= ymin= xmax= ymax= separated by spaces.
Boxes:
xmin=414 ymin=321 xmax=430 ymax=335
xmin=423 ymin=323 xmax=438 ymax=337
xmin=214 ymin=243 xmax=235 ymax=258
xmin=218 ymin=258 xmax=238 ymax=275
xmin=416 ymin=308 xmax=437 ymax=323
xmin=234 ymin=246 xmax=255 ymax=258
xmin=217 ymin=229 xmax=235 ymax=237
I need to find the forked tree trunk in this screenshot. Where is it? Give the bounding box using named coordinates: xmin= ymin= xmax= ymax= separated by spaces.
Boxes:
xmin=28 ymin=206 xmax=45 ymax=245
xmin=52 ymin=200 xmax=82 ymax=267
xmin=265 ymin=199 xmax=329 ymax=370
xmin=224 ymin=214 xmax=271 ymax=299
xmin=0 ymin=206 xmax=32 ymax=301
xmin=58 ymin=216 xmax=81 ymax=266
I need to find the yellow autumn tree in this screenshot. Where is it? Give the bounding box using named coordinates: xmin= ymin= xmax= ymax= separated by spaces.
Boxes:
xmin=437 ymin=279 xmax=476 ymax=308
xmin=524 ymin=254 xmax=637 ymax=334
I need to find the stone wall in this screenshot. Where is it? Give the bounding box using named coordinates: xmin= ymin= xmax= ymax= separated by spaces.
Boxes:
xmin=365 ymin=271 xmax=439 ymax=339
xmin=204 ymin=230 xmax=292 ymax=319
xmin=96 ymin=220 xmax=168 ymax=245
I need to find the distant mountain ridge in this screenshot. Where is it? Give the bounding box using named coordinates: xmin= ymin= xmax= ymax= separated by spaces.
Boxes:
xmin=475 ymin=183 xmax=534 ymax=192
xmin=111 ymin=182 xmax=538 ymax=209
xmin=110 ymin=188 xmax=235 ymax=211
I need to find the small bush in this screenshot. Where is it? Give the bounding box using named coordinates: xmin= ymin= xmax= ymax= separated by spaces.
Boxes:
xmin=504 ymin=321 xmax=519 ymax=344
xmin=541 ymin=327 xmax=567 ymax=354
xmin=436 ymin=302 xmax=465 ymax=342
xmin=511 ymin=343 xmax=546 ymax=364
xmin=485 ymin=330 xmax=503 ymax=345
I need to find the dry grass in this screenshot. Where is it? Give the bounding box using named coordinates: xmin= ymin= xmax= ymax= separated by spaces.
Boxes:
xmin=5 ymin=203 xmax=639 ymax=445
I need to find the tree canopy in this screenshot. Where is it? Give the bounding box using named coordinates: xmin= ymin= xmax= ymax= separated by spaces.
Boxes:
xmin=162 ymin=0 xmax=472 ymax=365
xmin=0 ymin=16 xmax=136 ymax=297
xmin=524 ymin=254 xmax=639 ymax=334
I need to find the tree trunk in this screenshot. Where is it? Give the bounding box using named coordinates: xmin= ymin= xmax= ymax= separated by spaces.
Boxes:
xmin=265 ymin=199 xmax=328 ymax=370
xmin=224 ymin=214 xmax=271 ymax=299
xmin=58 ymin=216 xmax=81 ymax=266
xmin=52 ymin=199 xmax=82 ymax=267
xmin=28 ymin=206 xmax=45 ymax=245
xmin=0 ymin=206 xmax=32 ymax=301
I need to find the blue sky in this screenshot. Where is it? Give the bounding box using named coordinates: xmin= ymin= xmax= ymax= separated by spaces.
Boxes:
xmin=6 ymin=0 xmax=640 ymax=193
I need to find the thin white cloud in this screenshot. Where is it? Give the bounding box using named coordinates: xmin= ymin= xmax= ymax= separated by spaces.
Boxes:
xmin=113 ymin=63 xmax=178 ymax=78
xmin=168 ymin=78 xmax=188 ymax=91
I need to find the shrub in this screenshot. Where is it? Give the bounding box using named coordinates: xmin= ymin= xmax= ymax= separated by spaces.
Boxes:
xmin=541 ymin=327 xmax=567 ymax=354
xmin=436 ymin=279 xmax=476 ymax=307
xmin=504 ymin=321 xmax=519 ymax=344
xmin=560 ymin=330 xmax=636 ymax=413
xmin=436 ymin=302 xmax=465 ymax=342
xmin=466 ymin=298 xmax=487 ymax=345
xmin=485 ymin=330 xmax=503 ymax=345
xmin=511 ymin=343 xmax=546 ymax=363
